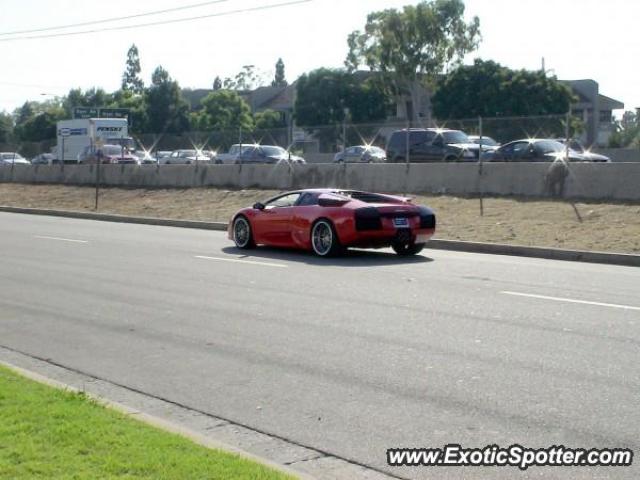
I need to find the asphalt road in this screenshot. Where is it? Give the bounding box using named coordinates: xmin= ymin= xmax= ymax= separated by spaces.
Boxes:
xmin=1 ymin=212 xmax=638 ymax=479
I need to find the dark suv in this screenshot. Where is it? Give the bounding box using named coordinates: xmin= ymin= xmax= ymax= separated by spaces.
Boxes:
xmin=386 ymin=128 xmax=480 ymax=163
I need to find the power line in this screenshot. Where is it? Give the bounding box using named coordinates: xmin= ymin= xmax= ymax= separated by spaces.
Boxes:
xmin=0 ymin=0 xmax=312 ymax=42
xmin=0 ymin=0 xmax=233 ymax=37
xmin=0 ymin=81 xmax=69 ymax=89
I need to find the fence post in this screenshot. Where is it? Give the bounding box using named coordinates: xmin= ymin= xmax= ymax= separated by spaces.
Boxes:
xmin=95 ymin=156 xmax=101 ymax=210
xmin=478 ymin=116 xmax=484 ymax=217
xmin=405 ymin=121 xmax=410 ymax=164
xmin=565 ymin=109 xmax=571 ymax=159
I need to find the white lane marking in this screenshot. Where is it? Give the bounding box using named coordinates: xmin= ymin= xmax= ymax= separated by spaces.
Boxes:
xmin=195 ymin=255 xmax=288 ymax=268
xmin=501 ymin=291 xmax=640 ymax=311
xmin=34 ymin=235 xmax=88 ymax=244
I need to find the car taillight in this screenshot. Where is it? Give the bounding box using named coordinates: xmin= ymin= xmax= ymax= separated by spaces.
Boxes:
xmin=354 ymin=207 xmax=382 ymax=231
xmin=418 ymin=206 xmax=436 ymax=229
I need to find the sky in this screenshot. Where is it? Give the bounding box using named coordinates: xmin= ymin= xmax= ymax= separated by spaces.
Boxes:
xmin=1 ymin=0 xmax=638 ymax=115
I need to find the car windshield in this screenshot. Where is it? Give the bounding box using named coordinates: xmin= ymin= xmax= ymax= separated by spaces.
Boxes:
xmin=1 ymin=153 xmax=24 ymax=160
xmin=366 ymin=146 xmax=385 ymax=155
xmin=472 ymin=136 xmax=498 ymax=146
xmin=261 ymin=146 xmax=286 ymax=156
xmin=535 ymin=140 xmax=566 ymax=154
xmin=103 ymin=146 xmax=125 ymax=156
xmin=442 ymin=131 xmax=470 ymax=144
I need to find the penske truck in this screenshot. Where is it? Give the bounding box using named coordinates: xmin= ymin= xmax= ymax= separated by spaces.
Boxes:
xmin=56 ymin=118 xmax=134 ymax=163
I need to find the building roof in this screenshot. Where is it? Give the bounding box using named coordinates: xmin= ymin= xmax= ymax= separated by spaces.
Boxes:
xmin=598 ymin=94 xmax=624 ymax=111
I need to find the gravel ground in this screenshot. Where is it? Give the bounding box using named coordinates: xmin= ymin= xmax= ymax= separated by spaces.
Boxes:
xmin=1 ymin=184 xmax=639 ymax=254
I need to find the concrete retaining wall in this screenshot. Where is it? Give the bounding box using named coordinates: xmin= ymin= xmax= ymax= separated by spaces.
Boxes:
xmin=596 ymin=148 xmax=640 ymax=163
xmin=1 ymin=162 xmax=640 ymax=201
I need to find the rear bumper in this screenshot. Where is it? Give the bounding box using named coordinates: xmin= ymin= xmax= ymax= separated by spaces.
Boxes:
xmin=341 ymin=218 xmax=435 ymax=248
xmin=347 ymin=229 xmax=434 ymax=248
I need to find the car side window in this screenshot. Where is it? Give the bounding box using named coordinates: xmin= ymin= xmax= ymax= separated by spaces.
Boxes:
xmin=266 ymin=193 xmax=301 ymax=208
xmin=297 ymin=193 xmax=318 ymax=206
xmin=410 ymin=131 xmax=428 ymax=145
xmin=512 ymin=142 xmax=530 ymax=156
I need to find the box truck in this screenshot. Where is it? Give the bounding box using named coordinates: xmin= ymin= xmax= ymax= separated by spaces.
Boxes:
xmin=56 ymin=118 xmax=133 ymax=163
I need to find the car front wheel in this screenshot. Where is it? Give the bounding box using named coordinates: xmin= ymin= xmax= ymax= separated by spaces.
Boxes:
xmin=233 ymin=216 xmax=255 ymax=249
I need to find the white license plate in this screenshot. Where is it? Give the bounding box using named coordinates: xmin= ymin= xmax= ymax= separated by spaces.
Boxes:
xmin=393 ymin=217 xmax=409 ymax=227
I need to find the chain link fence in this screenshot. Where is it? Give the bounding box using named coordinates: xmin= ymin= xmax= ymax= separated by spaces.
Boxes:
xmin=0 ymin=113 xmax=610 ymax=166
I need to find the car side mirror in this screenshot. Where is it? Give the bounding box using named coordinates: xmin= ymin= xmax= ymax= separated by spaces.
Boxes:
xmin=253 ymin=202 xmax=265 ymax=210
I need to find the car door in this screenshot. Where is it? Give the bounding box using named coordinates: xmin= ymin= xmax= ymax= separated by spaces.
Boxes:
xmin=511 ymin=142 xmax=533 ymax=161
xmin=342 ymin=146 xmax=355 ymax=162
xmin=408 ymin=131 xmax=434 ymax=162
xmin=251 ymin=192 xmax=301 ymax=246
xmin=420 ymin=131 xmax=442 ymax=161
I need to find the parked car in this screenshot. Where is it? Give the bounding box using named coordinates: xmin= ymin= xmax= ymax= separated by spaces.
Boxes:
xmin=334 ymin=145 xmax=387 ymax=163
xmin=132 ymin=150 xmax=157 ymax=164
xmin=202 ymin=150 xmax=217 ymax=161
xmin=386 ymin=128 xmax=480 ymax=162
xmin=78 ymin=145 xmax=140 ymax=164
xmin=0 ymin=152 xmax=30 ymax=164
xmin=555 ymin=139 xmax=611 ymax=162
xmin=215 ymin=144 xmax=260 ymax=164
xmin=468 ymin=135 xmax=500 ymax=148
xmin=154 ymin=151 xmax=173 ymax=162
xmin=481 ymin=139 xmax=584 ymax=162
xmin=31 ymin=153 xmax=60 ymax=165
xmin=229 ymin=189 xmax=436 ymax=256
xmin=235 ymin=145 xmax=305 ymax=164
xmin=160 ymin=149 xmax=210 ymax=164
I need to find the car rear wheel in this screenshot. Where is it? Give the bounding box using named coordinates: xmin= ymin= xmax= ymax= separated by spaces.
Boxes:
xmin=233 ymin=216 xmax=255 ymax=249
xmin=392 ymin=241 xmax=425 ymax=256
xmin=311 ymin=220 xmax=341 ymax=257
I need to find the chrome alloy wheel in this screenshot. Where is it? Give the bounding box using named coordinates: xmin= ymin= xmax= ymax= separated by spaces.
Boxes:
xmin=233 ymin=217 xmax=251 ymax=248
xmin=312 ymin=220 xmax=333 ymax=256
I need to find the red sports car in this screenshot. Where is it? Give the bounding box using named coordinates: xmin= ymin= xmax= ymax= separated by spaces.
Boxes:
xmin=228 ymin=189 xmax=436 ymax=256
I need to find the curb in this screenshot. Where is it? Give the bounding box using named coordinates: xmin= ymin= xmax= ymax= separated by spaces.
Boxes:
xmin=1 ymin=205 xmax=638 ymax=267
xmin=0 ymin=360 xmax=307 ymax=480
xmin=0 ymin=206 xmax=227 ymax=231
xmin=427 ymin=239 xmax=640 ymax=267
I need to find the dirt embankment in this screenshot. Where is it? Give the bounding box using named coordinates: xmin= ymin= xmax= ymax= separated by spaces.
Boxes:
xmin=1 ymin=184 xmax=639 ymax=254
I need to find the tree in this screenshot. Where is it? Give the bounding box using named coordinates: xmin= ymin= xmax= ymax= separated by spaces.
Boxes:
xmin=234 ymin=65 xmax=260 ymax=91
xmin=198 ymin=90 xmax=254 ymax=132
xmin=16 ymin=112 xmax=58 ymax=142
xmin=254 ymin=109 xmax=286 ymax=130
xmin=345 ymin=0 xmax=480 ymax=125
xmin=12 ymin=99 xmax=65 ymax=143
xmin=608 ymin=111 xmax=640 ymax=148
xmin=110 ymin=89 xmax=148 ymax=133
xmin=295 ymin=68 xmax=390 ymax=148
xmin=432 ymin=59 xmax=574 ymax=118
xmin=272 ymin=58 xmax=287 ymax=87
xmin=146 ymin=66 xmax=190 ymax=134
xmin=213 ymin=76 xmax=223 ymax=90
xmin=121 ymin=44 xmax=144 ymax=94
xmin=14 ymin=102 xmax=35 ymax=126
xmin=62 ymin=88 xmax=112 ymax=117
xmin=222 ymin=66 xmax=266 ymax=91
xmin=431 ymin=59 xmax=579 ymax=141
xmin=0 ymin=112 xmax=14 ymax=145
